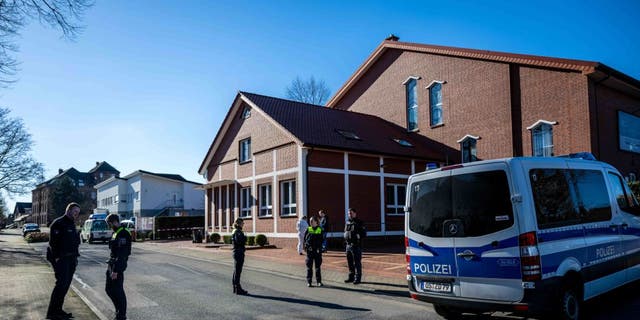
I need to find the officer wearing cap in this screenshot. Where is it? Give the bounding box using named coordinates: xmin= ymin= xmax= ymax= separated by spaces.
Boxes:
xmin=46 ymin=202 xmax=81 ymax=320
xmin=105 ymin=213 xmax=131 ymax=320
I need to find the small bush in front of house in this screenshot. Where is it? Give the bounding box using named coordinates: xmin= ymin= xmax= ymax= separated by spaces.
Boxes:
xmin=25 ymin=232 xmax=49 ymax=243
xmin=246 ymin=236 xmax=255 ymax=246
xmin=255 ymin=234 xmax=267 ymax=246
xmin=210 ymin=233 xmax=221 ymax=243
xmin=223 ymin=235 xmax=232 ymax=244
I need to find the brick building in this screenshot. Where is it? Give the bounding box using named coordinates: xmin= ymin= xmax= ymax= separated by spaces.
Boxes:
xmin=31 ymin=161 xmax=120 ymax=225
xmin=199 ymin=39 xmax=640 ymax=246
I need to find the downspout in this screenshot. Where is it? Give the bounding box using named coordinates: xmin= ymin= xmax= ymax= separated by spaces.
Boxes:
xmin=305 ymin=147 xmax=314 ymax=217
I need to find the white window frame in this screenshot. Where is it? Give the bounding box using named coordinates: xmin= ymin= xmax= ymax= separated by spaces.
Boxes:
xmin=259 ymin=184 xmax=272 ymax=217
xmin=241 ymin=106 xmax=251 ymax=119
xmin=240 ymin=187 xmax=252 ymax=218
xmin=427 ymin=80 xmax=445 ymax=127
xmin=239 ymin=138 xmax=251 ymax=163
xmin=280 ymin=180 xmax=297 ymax=216
xmin=457 ymin=134 xmax=480 ymax=163
xmin=527 ymin=120 xmax=557 ymax=157
xmin=386 ymin=183 xmax=406 ymax=215
xmin=404 ymin=76 xmax=420 ymax=132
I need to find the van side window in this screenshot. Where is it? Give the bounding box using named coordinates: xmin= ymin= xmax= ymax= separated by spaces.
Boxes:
xmin=607 ymin=172 xmax=640 ymax=215
xmin=530 ymin=169 xmax=611 ymax=229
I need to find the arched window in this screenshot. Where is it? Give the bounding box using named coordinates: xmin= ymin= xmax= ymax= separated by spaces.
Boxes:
xmin=428 ymin=81 xmax=444 ymax=126
xmin=527 ymin=120 xmax=557 ymax=157
xmin=457 ymin=135 xmax=480 ymax=163
xmin=404 ymin=76 xmax=420 ymax=131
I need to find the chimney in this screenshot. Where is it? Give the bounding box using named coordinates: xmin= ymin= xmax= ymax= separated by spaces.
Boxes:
xmin=96 ymin=161 xmax=100 ymax=166
xmin=385 ymin=34 xmax=399 ymax=41
xmin=58 ymin=169 xmax=63 ymax=174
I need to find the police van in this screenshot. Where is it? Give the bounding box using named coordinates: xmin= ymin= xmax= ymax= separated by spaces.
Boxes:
xmin=405 ymin=156 xmax=640 ymax=319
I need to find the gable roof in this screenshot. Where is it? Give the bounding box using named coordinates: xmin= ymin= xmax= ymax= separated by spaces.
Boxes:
xmin=326 ymin=40 xmax=640 ymax=108
xmin=13 ymin=202 xmax=32 ymax=214
xmin=88 ymin=161 xmax=119 ymax=174
xmin=37 ymin=167 xmax=87 ymax=187
xmin=198 ymin=92 xmax=446 ymax=174
xmin=123 ymin=170 xmax=202 ymax=185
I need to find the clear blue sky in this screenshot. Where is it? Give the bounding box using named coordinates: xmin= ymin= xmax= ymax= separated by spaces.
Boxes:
xmin=3 ymin=0 xmax=639 ymax=211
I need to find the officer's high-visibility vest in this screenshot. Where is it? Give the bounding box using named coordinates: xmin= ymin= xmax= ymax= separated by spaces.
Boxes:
xmin=307 ymin=226 xmax=322 ymax=234
xmin=111 ymin=226 xmax=130 ymax=240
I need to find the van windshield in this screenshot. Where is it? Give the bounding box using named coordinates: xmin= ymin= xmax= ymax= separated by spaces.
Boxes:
xmin=409 ymin=170 xmax=514 ymax=237
xmin=91 ymin=220 xmax=109 ymax=231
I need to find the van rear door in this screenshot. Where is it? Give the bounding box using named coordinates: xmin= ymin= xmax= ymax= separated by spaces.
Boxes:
xmin=449 ymin=163 xmax=523 ymax=302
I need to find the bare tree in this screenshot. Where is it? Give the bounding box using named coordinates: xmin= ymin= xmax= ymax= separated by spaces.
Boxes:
xmin=0 ymin=107 xmax=44 ymax=195
xmin=286 ymin=76 xmax=331 ymax=105
xmin=0 ymin=0 xmax=93 ymax=86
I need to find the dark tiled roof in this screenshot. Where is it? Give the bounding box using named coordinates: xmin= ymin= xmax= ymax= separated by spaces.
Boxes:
xmin=88 ymin=161 xmax=120 ymax=174
xmin=38 ymin=167 xmax=88 ymax=187
xmin=241 ymin=92 xmax=445 ymax=160
xmin=135 ymin=170 xmax=202 ymax=185
xmin=14 ymin=202 xmax=32 ymax=214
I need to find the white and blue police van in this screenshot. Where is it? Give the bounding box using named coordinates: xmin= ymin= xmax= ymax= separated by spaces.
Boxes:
xmin=404 ymin=155 xmax=640 ymax=319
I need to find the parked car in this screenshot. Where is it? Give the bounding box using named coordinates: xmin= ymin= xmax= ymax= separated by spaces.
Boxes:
xmin=81 ymin=219 xmax=112 ymax=243
xmin=22 ymin=223 xmax=40 ymax=237
xmin=405 ymin=155 xmax=640 ymax=319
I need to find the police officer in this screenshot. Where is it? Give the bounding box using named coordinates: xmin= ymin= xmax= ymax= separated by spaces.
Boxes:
xmin=231 ymin=218 xmax=248 ymax=295
xmin=305 ymin=216 xmax=324 ymax=287
xmin=46 ymin=202 xmax=81 ymax=320
xmin=105 ymin=213 xmax=131 ymax=320
xmin=344 ymin=208 xmax=366 ymax=285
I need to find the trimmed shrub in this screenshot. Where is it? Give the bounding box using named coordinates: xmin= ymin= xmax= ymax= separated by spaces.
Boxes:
xmin=246 ymin=236 xmax=255 ymax=246
xmin=255 ymin=234 xmax=267 ymax=246
xmin=25 ymin=232 xmax=49 ymax=243
xmin=210 ymin=233 xmax=221 ymax=243
xmin=223 ymin=235 xmax=232 ymax=244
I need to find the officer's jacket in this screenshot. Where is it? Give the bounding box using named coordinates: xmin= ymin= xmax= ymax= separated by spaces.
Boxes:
xmin=304 ymin=226 xmax=323 ymax=252
xmin=344 ymin=217 xmax=366 ymax=246
xmin=108 ymin=226 xmax=132 ymax=273
xmin=232 ymin=228 xmax=246 ymax=254
xmin=48 ymin=214 xmax=80 ymax=260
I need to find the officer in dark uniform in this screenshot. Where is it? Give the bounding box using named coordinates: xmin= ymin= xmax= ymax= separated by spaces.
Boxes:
xmin=105 ymin=213 xmax=132 ymax=320
xmin=305 ymin=216 xmax=324 ymax=287
xmin=46 ymin=202 xmax=81 ymax=320
xmin=344 ymin=208 xmax=366 ymax=285
xmin=231 ymin=218 xmax=248 ymax=295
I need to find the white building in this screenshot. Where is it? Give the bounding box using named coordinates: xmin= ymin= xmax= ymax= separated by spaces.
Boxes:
xmin=95 ymin=170 xmax=205 ymax=223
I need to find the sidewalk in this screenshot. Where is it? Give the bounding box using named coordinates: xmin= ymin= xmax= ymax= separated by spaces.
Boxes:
xmin=0 ymin=229 xmax=98 ymax=320
xmin=138 ymin=239 xmax=409 ymax=296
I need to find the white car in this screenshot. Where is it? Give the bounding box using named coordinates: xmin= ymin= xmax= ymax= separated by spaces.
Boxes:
xmin=81 ymin=219 xmax=112 ymax=243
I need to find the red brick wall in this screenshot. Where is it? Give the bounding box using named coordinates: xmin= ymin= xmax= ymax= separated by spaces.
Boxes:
xmin=519 ymin=67 xmax=591 ymax=156
xmin=254 ymin=151 xmax=273 ymax=175
xmin=334 ymin=49 xmax=513 ymax=162
xmin=349 ymin=154 xmax=379 ymax=172
xmin=590 ymin=83 xmax=640 ymax=175
xmin=308 ymin=172 xmax=345 ymax=233
xmin=384 ymin=158 xmax=411 ymax=174
xmin=308 ymin=150 xmax=344 ymax=169
xmin=349 ymin=175 xmax=381 ymax=232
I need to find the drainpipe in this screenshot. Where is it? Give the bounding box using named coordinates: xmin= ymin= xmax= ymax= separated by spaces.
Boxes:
xmin=305 ymin=147 xmax=314 ymax=218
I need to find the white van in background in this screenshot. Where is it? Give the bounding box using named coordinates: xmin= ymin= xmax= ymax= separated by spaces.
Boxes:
xmin=81 ymin=218 xmax=112 ymax=243
xmin=405 ymin=156 xmax=640 ymax=319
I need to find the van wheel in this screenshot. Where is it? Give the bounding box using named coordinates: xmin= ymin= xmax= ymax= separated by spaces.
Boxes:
xmin=559 ymin=283 xmax=582 ymax=320
xmin=434 ymin=304 xmax=462 ymax=319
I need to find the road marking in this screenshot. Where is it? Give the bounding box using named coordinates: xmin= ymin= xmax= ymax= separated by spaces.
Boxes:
xmin=71 ymin=279 xmax=109 ymax=320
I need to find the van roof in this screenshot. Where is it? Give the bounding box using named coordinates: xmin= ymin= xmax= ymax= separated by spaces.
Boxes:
xmin=410 ymin=156 xmax=617 ymax=179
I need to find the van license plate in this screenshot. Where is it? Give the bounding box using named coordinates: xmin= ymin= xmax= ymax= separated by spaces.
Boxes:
xmin=422 ymin=281 xmax=452 ymax=293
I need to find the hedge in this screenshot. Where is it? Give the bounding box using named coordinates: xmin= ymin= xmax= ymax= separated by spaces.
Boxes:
xmin=223 ymin=235 xmax=232 ymax=244
xmin=25 ymin=232 xmax=49 ymax=243
xmin=255 ymin=234 xmax=267 ymax=246
xmin=210 ymin=233 xmax=221 ymax=243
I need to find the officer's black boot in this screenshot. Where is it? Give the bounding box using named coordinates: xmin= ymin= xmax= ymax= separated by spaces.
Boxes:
xmin=233 ymin=285 xmax=237 ymax=294
xmin=236 ymin=285 xmax=248 ymax=295
xmin=344 ymin=275 xmax=354 ymax=283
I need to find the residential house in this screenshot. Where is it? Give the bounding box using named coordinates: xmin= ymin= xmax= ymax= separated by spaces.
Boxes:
xmin=12 ymin=202 xmax=33 ymax=227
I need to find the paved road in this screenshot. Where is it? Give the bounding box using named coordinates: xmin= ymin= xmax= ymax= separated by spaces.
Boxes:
xmin=26 ymin=239 xmax=640 ymax=320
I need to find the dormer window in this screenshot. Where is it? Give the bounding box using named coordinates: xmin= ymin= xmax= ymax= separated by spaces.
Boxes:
xmin=527 ymin=120 xmax=557 ymax=157
xmin=393 ymin=138 xmax=413 ymax=147
xmin=241 ymin=106 xmax=251 ymax=119
xmin=403 ymin=76 xmax=420 ymax=131
xmin=457 ymin=135 xmax=480 ymax=163
xmin=336 ymin=129 xmax=361 ymax=140
xmin=427 ymin=80 xmax=445 ymax=127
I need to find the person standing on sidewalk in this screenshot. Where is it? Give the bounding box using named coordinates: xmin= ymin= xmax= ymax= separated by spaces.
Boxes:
xmin=231 ymin=218 xmax=248 ymax=295
xmin=46 ymin=202 xmax=81 ymax=320
xmin=344 ymin=208 xmax=366 ymax=285
xmin=318 ymin=210 xmax=329 ymax=252
xmin=304 ymin=216 xmax=324 ymax=287
xmin=105 ymin=213 xmax=132 ymax=320
xmin=296 ymin=215 xmax=308 ymax=255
